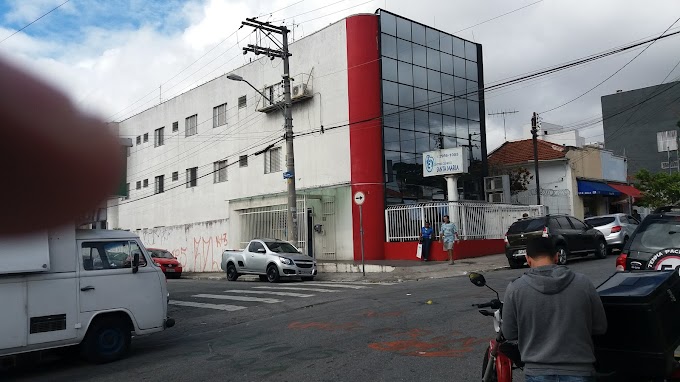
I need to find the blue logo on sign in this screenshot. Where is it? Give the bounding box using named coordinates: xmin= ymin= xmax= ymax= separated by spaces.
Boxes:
xmin=426 ymin=155 xmax=435 ymax=172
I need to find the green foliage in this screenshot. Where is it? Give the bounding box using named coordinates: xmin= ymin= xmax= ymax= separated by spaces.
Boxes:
xmin=509 ymin=167 xmax=533 ymax=195
xmin=634 ymin=169 xmax=680 ymax=208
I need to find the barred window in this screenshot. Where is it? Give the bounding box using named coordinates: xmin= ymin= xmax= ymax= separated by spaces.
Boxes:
xmin=185 ymin=114 xmax=197 ymax=137
xmin=213 ymin=103 xmax=227 ymax=128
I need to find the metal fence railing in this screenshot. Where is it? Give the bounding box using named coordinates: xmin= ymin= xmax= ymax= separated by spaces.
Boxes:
xmin=238 ymin=199 xmax=308 ymax=252
xmin=385 ymin=201 xmax=546 ymax=242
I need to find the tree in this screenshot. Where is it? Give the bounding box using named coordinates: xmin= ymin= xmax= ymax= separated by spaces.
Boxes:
xmin=634 ymin=169 xmax=680 ymax=208
xmin=488 ymin=164 xmax=534 ymax=195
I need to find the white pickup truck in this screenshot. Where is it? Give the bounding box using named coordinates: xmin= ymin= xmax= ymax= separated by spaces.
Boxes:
xmin=221 ymin=239 xmax=317 ymax=283
xmin=0 ymin=226 xmax=174 ymax=364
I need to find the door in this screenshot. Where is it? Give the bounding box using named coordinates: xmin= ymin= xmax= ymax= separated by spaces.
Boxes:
xmin=554 ymin=216 xmax=579 ymax=252
xmin=79 ymin=240 xmax=164 ymax=330
xmin=247 ymin=241 xmax=268 ymax=273
xmin=568 ymin=217 xmax=593 ymax=252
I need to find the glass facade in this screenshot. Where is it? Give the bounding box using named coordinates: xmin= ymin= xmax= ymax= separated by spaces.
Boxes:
xmin=379 ymin=10 xmax=486 ymax=205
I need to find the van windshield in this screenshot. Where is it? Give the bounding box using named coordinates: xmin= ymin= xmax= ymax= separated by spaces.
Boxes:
xmin=507 ymin=218 xmax=545 ymax=234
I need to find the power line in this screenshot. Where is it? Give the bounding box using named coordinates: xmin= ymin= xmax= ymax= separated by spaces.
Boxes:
xmin=452 ymin=0 xmax=543 ymax=34
xmin=540 ymin=16 xmax=680 ymax=114
xmin=0 ymin=0 xmax=70 ymax=45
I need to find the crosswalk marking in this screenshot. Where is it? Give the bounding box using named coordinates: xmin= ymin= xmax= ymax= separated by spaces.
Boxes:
xmin=298 ymin=282 xmax=368 ymax=289
xmin=192 ymin=294 xmax=282 ymax=304
xmin=224 ymin=289 xmax=315 ymax=298
xmin=253 ymin=286 xmax=340 ymax=293
xmin=169 ymin=301 xmax=246 ymax=311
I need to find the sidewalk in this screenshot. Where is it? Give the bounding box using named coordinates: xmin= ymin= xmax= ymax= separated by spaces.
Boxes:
xmin=181 ymin=253 xmax=510 ymax=283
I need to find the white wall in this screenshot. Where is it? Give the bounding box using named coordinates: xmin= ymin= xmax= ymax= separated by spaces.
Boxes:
xmin=109 ymin=20 xmax=351 ymax=232
xmin=138 ymin=219 xmax=230 ymax=272
xmin=512 ymin=160 xmax=574 ymax=215
xmin=522 ymin=122 xmax=585 ymax=147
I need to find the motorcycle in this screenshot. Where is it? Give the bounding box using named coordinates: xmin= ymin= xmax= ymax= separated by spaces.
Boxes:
xmin=469 ymin=272 xmax=519 ymax=382
xmin=468 ymin=271 xmax=680 ymax=382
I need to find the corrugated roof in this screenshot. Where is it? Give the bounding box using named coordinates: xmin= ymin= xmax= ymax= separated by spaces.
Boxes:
xmin=489 ymin=139 xmax=567 ymax=166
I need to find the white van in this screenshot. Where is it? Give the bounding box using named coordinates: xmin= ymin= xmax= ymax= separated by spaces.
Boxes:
xmin=0 ymin=226 xmax=174 ymax=364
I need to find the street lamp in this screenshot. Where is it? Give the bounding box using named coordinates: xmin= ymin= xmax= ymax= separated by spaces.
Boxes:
xmin=226 ymin=72 xmax=298 ymax=245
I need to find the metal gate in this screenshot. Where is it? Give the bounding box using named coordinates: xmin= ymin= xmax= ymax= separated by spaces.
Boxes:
xmin=238 ymin=198 xmax=309 ymax=254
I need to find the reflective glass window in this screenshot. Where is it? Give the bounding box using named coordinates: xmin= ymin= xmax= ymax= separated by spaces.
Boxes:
xmin=382 ymin=34 xmax=397 ymax=59
xmin=466 ymin=61 xmax=478 ymax=81
xmin=397 ymin=39 xmax=412 ymax=63
xmin=381 ymin=13 xmax=396 ymax=36
xmin=426 ymin=27 xmax=439 ymax=49
xmin=465 ymin=41 xmax=478 ymax=61
xmin=384 ymin=127 xmax=400 ymax=151
xmin=412 ymin=23 xmax=426 ymax=45
xmin=429 ymin=112 xmax=443 ymax=134
xmin=453 ymin=56 xmax=466 ymax=79
xmin=400 ymin=130 xmax=415 ymax=153
xmin=414 ymin=88 xmax=428 ymax=109
xmin=399 ymin=84 xmax=414 ymax=107
xmin=400 ymin=108 xmax=415 ymax=131
xmin=427 ymin=48 xmax=440 ymax=71
xmin=441 ymin=53 xmax=453 ymax=74
xmin=382 ymin=57 xmax=398 ymax=82
xmin=441 ymin=73 xmax=454 ymax=95
xmin=443 ymin=115 xmax=456 ymax=136
xmin=413 ymin=43 xmax=426 ymax=67
xmin=455 ymin=98 xmax=468 ymax=119
xmin=428 ymin=90 xmax=442 ymax=114
xmin=401 ymin=152 xmax=417 ymax=164
xmin=398 ymin=61 xmax=413 ymax=85
xmin=413 ymin=66 xmax=427 ymax=89
xmin=383 ymin=81 xmax=398 ymax=105
xmin=414 ymin=110 xmax=429 ymax=132
xmin=396 ymin=18 xmax=411 ymax=40
xmin=453 ymin=37 xmax=465 ymax=58
xmin=440 ymin=34 xmax=453 ymax=55
xmin=468 ymin=101 xmax=480 ymax=121
xmin=467 ymin=80 xmax=479 ymax=101
xmin=454 ymin=76 xmax=467 ymax=97
xmin=415 ymin=132 xmax=430 ymax=152
xmin=456 ymin=118 xmax=468 ymax=138
xmin=427 ymin=69 xmax=441 ymax=92
xmin=442 ymin=97 xmax=456 ymax=116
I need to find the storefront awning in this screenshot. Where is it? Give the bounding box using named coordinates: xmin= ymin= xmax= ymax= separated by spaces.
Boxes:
xmin=577 ymin=180 xmax=621 ymax=196
xmin=607 ymin=183 xmax=642 ymax=199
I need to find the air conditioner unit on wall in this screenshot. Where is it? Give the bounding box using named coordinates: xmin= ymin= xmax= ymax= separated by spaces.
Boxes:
xmin=292 ymin=83 xmax=310 ymax=99
xmin=488 ymin=192 xmax=504 ymax=203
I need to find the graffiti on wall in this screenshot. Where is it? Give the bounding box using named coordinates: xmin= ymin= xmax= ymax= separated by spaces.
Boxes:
xmin=139 ymin=219 xmax=230 ymax=272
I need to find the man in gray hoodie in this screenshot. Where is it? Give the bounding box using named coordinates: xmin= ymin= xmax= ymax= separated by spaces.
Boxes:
xmin=501 ymin=237 xmax=607 ymax=382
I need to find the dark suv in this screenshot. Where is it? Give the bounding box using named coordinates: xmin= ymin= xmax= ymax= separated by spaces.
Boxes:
xmin=505 ymin=215 xmax=608 ymax=268
xmin=617 ymin=206 xmax=680 ymax=271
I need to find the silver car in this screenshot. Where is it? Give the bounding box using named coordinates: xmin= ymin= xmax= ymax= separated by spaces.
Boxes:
xmin=585 ymin=213 xmax=639 ymax=253
xmin=221 ymin=239 xmax=317 ymax=283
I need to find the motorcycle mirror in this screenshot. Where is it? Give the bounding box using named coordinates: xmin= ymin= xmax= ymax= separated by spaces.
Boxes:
xmin=469 ymin=272 xmax=486 ymax=287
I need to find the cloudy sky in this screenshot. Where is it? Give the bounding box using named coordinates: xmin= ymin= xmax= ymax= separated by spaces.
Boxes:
xmin=2 ymin=0 xmax=679 ymax=151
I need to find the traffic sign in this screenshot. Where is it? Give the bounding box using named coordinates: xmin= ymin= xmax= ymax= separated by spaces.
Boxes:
xmin=283 ymin=171 xmax=294 ymax=179
xmin=354 ymin=191 xmax=366 ymax=205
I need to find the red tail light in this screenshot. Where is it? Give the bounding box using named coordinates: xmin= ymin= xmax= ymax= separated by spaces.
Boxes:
xmin=611 ymin=226 xmax=622 ymax=233
xmin=542 ymin=226 xmax=549 ymax=238
xmin=616 ymin=253 xmax=627 ymax=271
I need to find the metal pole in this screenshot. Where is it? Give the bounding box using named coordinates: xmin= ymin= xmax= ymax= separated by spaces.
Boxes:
xmin=359 ymin=204 xmax=365 ymax=277
xmin=281 ymin=28 xmax=298 ymax=245
xmin=531 ymin=112 xmax=541 ymax=205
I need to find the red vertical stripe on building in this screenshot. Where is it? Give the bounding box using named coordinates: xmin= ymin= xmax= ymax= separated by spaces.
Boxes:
xmin=346 ymin=15 xmax=385 ymax=260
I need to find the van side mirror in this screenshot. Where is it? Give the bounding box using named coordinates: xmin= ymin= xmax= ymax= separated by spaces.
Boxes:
xmin=132 ymin=253 xmax=140 ymax=274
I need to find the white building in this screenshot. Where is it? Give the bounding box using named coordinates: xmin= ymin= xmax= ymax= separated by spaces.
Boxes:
xmin=521 ymin=122 xmax=586 ymax=148
xmin=107 ymin=10 xmax=489 ymax=271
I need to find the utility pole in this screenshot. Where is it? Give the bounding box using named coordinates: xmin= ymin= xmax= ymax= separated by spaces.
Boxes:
xmin=241 ymin=17 xmax=298 ymax=245
xmin=488 ymin=110 xmax=518 ymax=141
xmin=531 ymin=112 xmax=541 ymax=205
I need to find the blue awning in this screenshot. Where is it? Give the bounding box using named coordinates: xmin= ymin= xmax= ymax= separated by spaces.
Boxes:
xmin=577 ymin=180 xmax=622 ymax=196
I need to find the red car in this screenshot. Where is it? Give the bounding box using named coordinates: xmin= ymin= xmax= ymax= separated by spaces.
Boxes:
xmin=147 ymin=248 xmax=183 ymax=278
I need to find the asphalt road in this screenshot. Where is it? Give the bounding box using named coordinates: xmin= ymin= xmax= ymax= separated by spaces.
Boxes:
xmin=3 ymin=255 xmax=618 ymax=382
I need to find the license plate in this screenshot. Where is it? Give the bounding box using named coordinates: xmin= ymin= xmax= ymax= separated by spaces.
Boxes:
xmin=165 ymin=268 xmax=176 ymax=272
xmin=300 ymin=270 xmax=311 ymax=274
xmin=515 ymin=249 xmax=527 ymax=255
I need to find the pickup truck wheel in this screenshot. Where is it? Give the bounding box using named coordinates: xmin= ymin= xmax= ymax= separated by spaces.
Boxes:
xmin=226 ymin=263 xmax=239 ymax=281
xmin=80 ymin=316 xmax=131 ymax=364
xmin=267 ymin=265 xmax=280 ymax=283
xmin=258 ymin=275 xmax=268 ymax=282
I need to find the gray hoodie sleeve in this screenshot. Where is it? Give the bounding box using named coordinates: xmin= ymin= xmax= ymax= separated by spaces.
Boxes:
xmin=588 ymin=282 xmax=607 ymax=335
xmin=501 ymin=282 xmax=518 ymax=341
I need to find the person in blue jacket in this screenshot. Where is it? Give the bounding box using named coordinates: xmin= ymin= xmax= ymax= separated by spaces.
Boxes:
xmin=420 ymin=221 xmax=434 ymax=261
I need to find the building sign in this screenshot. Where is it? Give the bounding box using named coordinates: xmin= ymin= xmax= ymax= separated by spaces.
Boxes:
xmin=422 ymin=147 xmax=469 ymax=177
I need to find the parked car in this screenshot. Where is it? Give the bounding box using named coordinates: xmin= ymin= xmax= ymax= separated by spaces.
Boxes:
xmin=505 ymin=215 xmax=608 ymax=269
xmin=147 ymin=248 xmax=183 ymax=278
xmin=585 ymin=213 xmax=639 ymax=254
xmin=616 ymin=206 xmax=680 ymax=272
xmin=221 ymin=239 xmax=317 ymax=283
